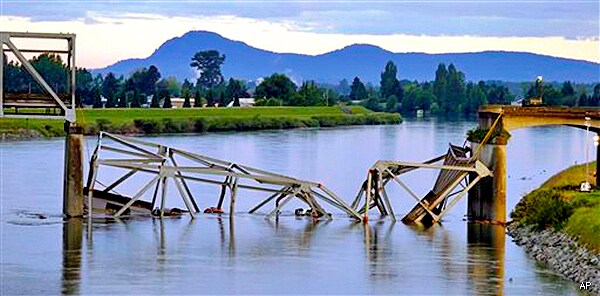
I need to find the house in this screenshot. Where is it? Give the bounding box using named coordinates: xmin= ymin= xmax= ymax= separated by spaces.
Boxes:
xmin=227 ymin=98 xmax=255 ymax=107
xmin=170 ymin=97 xmax=195 ymax=108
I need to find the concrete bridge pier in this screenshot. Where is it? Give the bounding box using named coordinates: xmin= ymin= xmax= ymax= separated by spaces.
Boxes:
xmin=468 ymin=139 xmax=507 ymax=224
xmin=63 ymin=123 xmax=84 ymax=217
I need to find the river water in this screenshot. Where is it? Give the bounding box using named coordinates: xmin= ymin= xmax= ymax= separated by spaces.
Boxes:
xmin=0 ymin=117 xmax=591 ymax=295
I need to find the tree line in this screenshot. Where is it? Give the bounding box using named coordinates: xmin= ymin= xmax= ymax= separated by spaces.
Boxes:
xmin=3 ymin=51 xmax=599 ymax=114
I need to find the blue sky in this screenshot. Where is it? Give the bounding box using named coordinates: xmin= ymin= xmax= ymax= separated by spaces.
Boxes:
xmin=2 ymin=0 xmax=598 ymax=67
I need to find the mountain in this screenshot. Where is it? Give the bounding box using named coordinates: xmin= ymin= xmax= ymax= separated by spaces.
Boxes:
xmin=94 ymin=31 xmax=600 ymax=83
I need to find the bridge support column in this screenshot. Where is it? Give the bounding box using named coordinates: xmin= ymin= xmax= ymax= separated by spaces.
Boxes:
xmin=468 ymin=140 xmax=507 ymax=224
xmin=63 ymin=123 xmax=84 ymax=217
xmin=597 ymin=132 xmax=600 ymax=187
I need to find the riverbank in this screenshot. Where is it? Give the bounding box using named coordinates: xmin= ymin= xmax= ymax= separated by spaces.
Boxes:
xmin=509 ymin=162 xmax=600 ymax=294
xmin=0 ymin=106 xmax=401 ymax=138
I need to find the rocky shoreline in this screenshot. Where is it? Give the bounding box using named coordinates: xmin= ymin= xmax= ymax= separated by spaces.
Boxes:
xmin=507 ymin=222 xmax=600 ymax=295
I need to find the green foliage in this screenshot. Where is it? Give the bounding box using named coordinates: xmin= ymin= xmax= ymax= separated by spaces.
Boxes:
xmin=512 ymin=162 xmax=600 ymax=250
xmin=162 ymin=93 xmax=172 ymax=109
xmin=511 ymin=188 xmax=574 ymax=230
xmin=190 ymin=50 xmax=225 ymax=89
xmin=349 ymin=77 xmax=367 ymax=101
xmin=380 ymin=61 xmax=403 ymax=103
xmin=182 ymin=89 xmax=191 ymax=108
xmin=466 ymin=127 xmax=511 ymax=143
xmin=254 ymin=98 xmax=283 ymax=106
xmin=101 ymin=72 xmax=120 ymax=108
xmin=225 ymin=78 xmax=248 ymax=105
xmin=564 ymin=206 xmax=600 ymax=252
xmin=193 ymin=89 xmax=203 ymax=107
xmin=92 ymin=87 xmax=103 ymax=108
xmin=254 ymin=74 xmax=297 ymax=103
xmin=385 ymin=95 xmax=399 ymax=113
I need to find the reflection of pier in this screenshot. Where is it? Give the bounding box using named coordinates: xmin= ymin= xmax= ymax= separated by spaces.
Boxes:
xmin=467 ymin=223 xmax=505 ymax=295
xmin=62 ymin=219 xmax=83 ymax=295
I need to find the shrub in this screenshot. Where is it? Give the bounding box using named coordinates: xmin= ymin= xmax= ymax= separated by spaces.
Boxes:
xmin=466 ymin=127 xmax=511 ymax=143
xmin=133 ymin=119 xmax=161 ymax=134
xmin=511 ymin=188 xmax=574 ymax=230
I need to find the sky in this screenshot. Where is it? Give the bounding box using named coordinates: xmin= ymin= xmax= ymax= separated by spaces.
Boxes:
xmin=1 ymin=0 xmax=599 ymax=68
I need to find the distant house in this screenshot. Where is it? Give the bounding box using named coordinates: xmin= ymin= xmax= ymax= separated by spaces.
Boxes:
xmin=170 ymin=97 xmax=195 ymax=108
xmin=227 ymin=98 xmax=255 ymax=107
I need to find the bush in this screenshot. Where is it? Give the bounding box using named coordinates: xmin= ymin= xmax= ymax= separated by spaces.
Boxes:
xmin=511 ymin=188 xmax=574 ymax=230
xmin=466 ymin=127 xmax=511 ymax=143
xmin=133 ymin=119 xmax=161 ymax=134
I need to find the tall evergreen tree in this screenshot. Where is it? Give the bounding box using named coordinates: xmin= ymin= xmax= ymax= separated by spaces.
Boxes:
xmin=349 ymin=77 xmax=367 ymax=101
xmin=117 ymin=91 xmax=127 ymax=107
xmin=130 ymin=90 xmax=141 ymax=108
xmin=101 ymin=72 xmax=119 ymax=108
xmin=162 ymin=93 xmax=172 ymax=108
xmin=182 ymin=89 xmax=191 ymax=108
xmin=380 ymin=61 xmax=403 ymax=104
xmin=206 ymin=90 xmax=214 ymax=107
xmin=92 ymin=87 xmax=103 ymax=108
xmin=433 ymin=64 xmax=448 ymax=112
xmin=194 ymin=89 xmax=202 ymax=107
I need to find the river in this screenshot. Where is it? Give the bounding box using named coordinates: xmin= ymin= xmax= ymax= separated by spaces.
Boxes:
xmin=0 ymin=117 xmax=590 ymax=295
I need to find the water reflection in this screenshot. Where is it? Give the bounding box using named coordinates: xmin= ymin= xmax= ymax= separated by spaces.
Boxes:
xmin=62 ymin=218 xmax=83 ymax=295
xmin=363 ymin=221 xmax=398 ymax=280
xmin=467 ymin=223 xmax=505 ymax=296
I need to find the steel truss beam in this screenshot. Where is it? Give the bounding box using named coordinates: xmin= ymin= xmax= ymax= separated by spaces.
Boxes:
xmin=0 ymin=31 xmax=76 ymax=122
xmin=86 ymin=132 xmax=362 ymax=220
xmin=352 ymin=144 xmax=492 ymax=224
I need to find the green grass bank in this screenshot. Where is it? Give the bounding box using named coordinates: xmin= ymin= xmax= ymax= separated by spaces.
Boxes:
xmin=511 ymin=162 xmax=600 ymax=252
xmin=0 ymin=106 xmax=401 ymax=138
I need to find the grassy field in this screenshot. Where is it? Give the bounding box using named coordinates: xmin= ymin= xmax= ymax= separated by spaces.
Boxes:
xmin=0 ymin=106 xmax=401 ymax=137
xmin=511 ymin=162 xmax=600 ymax=252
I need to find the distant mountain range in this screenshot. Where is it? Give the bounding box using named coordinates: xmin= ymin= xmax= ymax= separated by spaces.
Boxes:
xmin=94 ymin=30 xmax=600 ymax=83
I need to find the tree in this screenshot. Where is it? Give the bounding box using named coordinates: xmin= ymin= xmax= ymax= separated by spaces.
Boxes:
xmin=29 ymin=53 xmax=69 ymax=93
xmin=385 ymin=95 xmax=399 ymax=113
xmin=362 ymin=92 xmax=382 ymax=112
xmin=162 ymin=93 xmax=172 ymax=108
xmin=190 ymin=50 xmax=226 ymax=89
xmin=182 ymin=89 xmax=191 ymax=108
xmin=92 ymin=87 xmax=103 ymax=108
xmin=130 ymin=90 xmax=141 ymax=108
xmin=225 ymin=78 xmax=248 ymax=105
xmin=150 ymin=90 xmax=160 ymax=108
xmin=194 ymin=89 xmax=202 ymax=107
xmin=349 ymin=77 xmax=367 ymax=101
xmin=591 ymin=84 xmax=600 ymax=106
xmin=380 ymin=61 xmax=403 ymax=103
xmin=117 ymin=91 xmax=127 ymax=107
xmin=291 ymin=81 xmax=326 ymax=106
xmin=254 ymin=74 xmax=297 ymax=104
xmin=433 ymin=64 xmax=448 ymax=111
xmin=130 ymin=65 xmax=161 ymax=96
xmin=101 ymin=72 xmax=119 ymax=108
xmin=446 ymin=64 xmax=465 ymax=113
xmin=561 ymin=81 xmax=575 ymax=97
xmin=206 ymin=89 xmax=215 ymax=107
xmin=75 ymin=68 xmax=94 ymax=106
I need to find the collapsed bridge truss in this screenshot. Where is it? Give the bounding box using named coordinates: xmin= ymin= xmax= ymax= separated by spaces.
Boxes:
xmin=352 ymin=144 xmax=492 ymax=224
xmin=85 ymin=132 xmax=362 ymax=220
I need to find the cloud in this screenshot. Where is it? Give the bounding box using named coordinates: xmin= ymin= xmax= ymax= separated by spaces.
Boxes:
xmin=1 ymin=13 xmax=598 ymax=69
xmin=2 ymin=1 xmax=599 ymax=38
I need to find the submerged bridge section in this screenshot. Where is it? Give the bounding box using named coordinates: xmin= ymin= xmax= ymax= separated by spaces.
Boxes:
xmin=470 ymin=106 xmax=600 ymax=223
xmin=86 ymin=132 xmax=362 ymax=220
